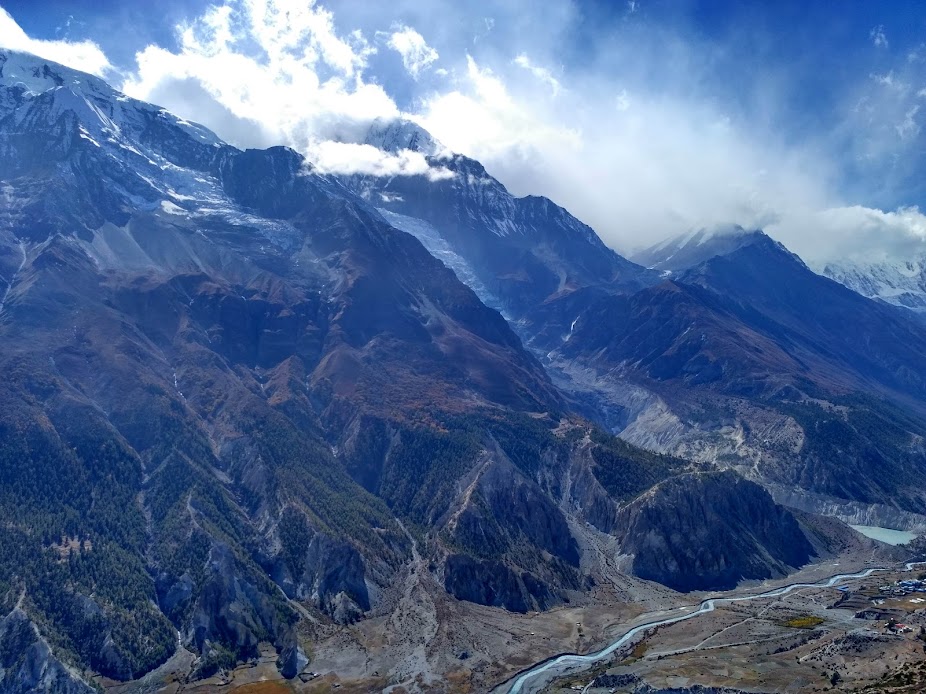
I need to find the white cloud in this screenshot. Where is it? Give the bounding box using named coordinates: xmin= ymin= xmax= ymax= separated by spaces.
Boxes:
xmin=514 ymin=54 xmax=560 ymax=95
xmin=780 ymin=205 xmax=926 ymax=263
xmin=870 ymin=25 xmax=888 ymax=49
xmin=0 ymin=6 xmax=110 ymax=76
xmin=897 ymin=105 xmax=921 ymax=139
xmin=0 ymin=1 xmax=449 ymax=180
xmin=417 ymin=55 xmax=579 ymax=160
xmin=872 ymin=71 xmax=905 ymax=91
xmin=124 ymin=0 xmax=389 ymax=129
xmin=386 ymin=25 xmax=439 ymax=78
xmin=615 ymin=89 xmax=631 ymax=111
xmin=308 ymin=140 xmax=452 ymax=179
xmin=843 ymin=60 xmax=926 ymax=166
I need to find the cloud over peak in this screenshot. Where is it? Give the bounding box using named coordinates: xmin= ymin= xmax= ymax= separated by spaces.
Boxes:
xmin=0 ymin=6 xmax=110 ymax=77
xmin=308 ymin=140 xmax=453 ymax=180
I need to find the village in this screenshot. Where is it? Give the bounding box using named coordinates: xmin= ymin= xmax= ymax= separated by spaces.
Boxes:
xmin=876 ymin=577 xmax=926 ymax=599
xmin=833 ymin=574 xmax=926 ymax=637
xmin=876 ymin=578 xmax=926 ymax=635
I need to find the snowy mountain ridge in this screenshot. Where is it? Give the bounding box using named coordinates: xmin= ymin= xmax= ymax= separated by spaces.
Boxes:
xmin=818 ymin=255 xmax=926 ymax=313
xmin=0 ymin=49 xmax=222 ymax=149
xmin=630 ymin=225 xmax=799 ymax=273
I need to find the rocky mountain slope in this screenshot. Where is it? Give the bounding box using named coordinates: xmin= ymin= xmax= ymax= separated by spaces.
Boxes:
xmin=0 ymin=609 xmax=94 ymax=694
xmin=616 ymin=230 xmax=926 ymax=518
xmin=626 ymin=229 xmax=926 ymax=407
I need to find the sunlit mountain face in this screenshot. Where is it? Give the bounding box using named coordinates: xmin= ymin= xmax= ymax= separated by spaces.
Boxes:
xmin=3 ymin=2 xmax=926 ymax=692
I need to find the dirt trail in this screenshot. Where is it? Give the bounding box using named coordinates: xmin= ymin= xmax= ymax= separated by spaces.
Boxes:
xmin=0 ymin=239 xmax=27 ymax=317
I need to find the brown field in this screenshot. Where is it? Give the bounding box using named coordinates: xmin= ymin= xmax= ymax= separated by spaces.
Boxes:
xmin=231 ymin=682 xmax=293 ymax=694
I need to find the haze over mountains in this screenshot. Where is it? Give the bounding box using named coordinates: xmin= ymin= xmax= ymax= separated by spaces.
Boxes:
xmin=1 ymin=47 xmax=925 ymax=692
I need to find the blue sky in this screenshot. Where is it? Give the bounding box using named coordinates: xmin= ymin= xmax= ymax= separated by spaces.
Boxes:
xmin=3 ymin=0 xmax=926 ymax=260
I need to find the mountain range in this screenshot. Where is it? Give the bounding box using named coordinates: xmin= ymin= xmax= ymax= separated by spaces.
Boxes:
xmin=356 ymin=136 xmax=926 ymax=526
xmin=0 ymin=49 xmax=924 ymax=690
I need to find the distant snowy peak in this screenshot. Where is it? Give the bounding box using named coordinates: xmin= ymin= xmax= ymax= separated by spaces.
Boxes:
xmin=363 ymin=118 xmax=445 ymax=157
xmin=818 ymin=256 xmax=926 ymax=312
xmin=0 ymin=49 xmax=223 ymax=149
xmin=632 ymin=225 xmax=770 ymax=273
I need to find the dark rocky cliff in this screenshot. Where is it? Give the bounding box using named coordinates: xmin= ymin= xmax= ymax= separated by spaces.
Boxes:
xmin=616 ymin=470 xmax=816 ymax=591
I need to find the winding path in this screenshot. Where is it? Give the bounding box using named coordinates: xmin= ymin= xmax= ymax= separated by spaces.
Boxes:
xmin=504 ymin=561 xmax=926 ymax=693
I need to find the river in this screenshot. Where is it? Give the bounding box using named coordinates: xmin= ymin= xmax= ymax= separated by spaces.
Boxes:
xmin=503 ymin=562 xmax=926 ymax=693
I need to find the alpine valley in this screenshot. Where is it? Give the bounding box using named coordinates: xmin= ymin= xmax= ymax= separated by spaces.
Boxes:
xmin=1 ymin=49 xmax=926 ymax=694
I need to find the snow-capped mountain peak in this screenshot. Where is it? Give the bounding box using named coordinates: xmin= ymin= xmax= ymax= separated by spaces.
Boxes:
xmin=631 ymin=225 xmax=770 ymax=273
xmin=0 ymin=49 xmax=223 ymax=149
xmin=0 ymin=48 xmax=111 ymax=97
xmin=363 ymin=117 xmax=446 ymax=157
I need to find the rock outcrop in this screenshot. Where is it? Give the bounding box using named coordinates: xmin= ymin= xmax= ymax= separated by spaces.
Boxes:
xmin=616 ymin=471 xmax=816 ymax=591
xmin=0 ymin=608 xmax=95 ymax=694
xmin=443 ymin=555 xmax=557 ymax=613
